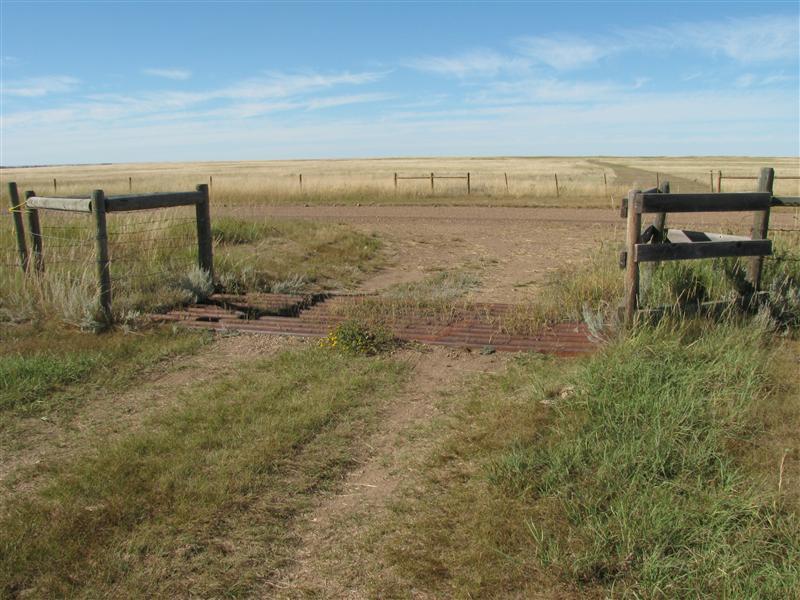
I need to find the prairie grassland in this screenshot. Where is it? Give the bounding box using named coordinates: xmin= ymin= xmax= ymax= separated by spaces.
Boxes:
xmin=0 ymin=209 xmax=383 ymax=326
xmin=2 ymin=156 xmax=797 ymax=209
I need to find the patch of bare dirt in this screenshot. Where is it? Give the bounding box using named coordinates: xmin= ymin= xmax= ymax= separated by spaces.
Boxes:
xmin=227 ymin=206 xmax=796 ymax=302
xmin=271 ymin=345 xmax=508 ymax=598
xmin=0 ymin=333 xmax=297 ymax=496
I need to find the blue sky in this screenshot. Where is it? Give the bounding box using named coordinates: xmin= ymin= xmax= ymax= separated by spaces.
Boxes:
xmin=1 ymin=1 xmax=798 ymax=165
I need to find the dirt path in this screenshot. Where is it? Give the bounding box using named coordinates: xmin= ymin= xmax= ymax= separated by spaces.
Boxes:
xmin=226 ymin=206 xmax=796 ymax=302
xmin=0 ymin=334 xmax=296 ymax=495
xmin=588 ymin=159 xmax=709 ymax=193
xmin=271 ymin=345 xmax=508 ymax=598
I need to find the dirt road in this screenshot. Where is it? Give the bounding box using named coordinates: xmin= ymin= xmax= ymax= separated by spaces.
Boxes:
xmin=227 ymin=205 xmax=797 ymax=301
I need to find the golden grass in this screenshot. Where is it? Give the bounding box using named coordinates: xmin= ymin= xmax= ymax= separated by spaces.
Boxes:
xmin=0 ymin=208 xmax=384 ymax=326
xmin=3 ymin=156 xmax=796 ymax=209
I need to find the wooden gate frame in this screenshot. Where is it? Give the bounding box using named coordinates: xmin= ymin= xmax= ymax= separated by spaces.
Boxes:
xmin=620 ymin=167 xmax=783 ymax=324
xmin=8 ymin=183 xmax=212 ymax=323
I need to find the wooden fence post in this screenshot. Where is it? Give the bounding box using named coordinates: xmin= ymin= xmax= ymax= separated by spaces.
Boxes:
xmin=128 ymin=176 xmax=132 ymax=192
xmin=209 ymin=175 xmax=213 ymax=191
xmin=624 ymin=189 xmax=642 ymax=325
xmin=53 ymin=178 xmax=57 ymax=194
xmin=25 ymin=191 xmax=44 ymax=274
xmin=656 ymin=172 xmax=660 ymax=188
xmin=299 ymin=173 xmax=303 ymax=190
xmin=639 ymin=181 xmax=669 ymax=301
xmin=7 ymin=182 xmax=29 ymax=272
xmin=717 ymin=170 xmax=722 ymax=193
xmin=195 ymin=184 xmax=214 ymax=280
xmin=746 ymin=167 xmax=774 ymax=294
xmin=91 ymin=189 xmax=112 ymax=322
xmin=709 ymin=170 xmax=714 ymax=192
xmin=504 ymin=172 xmax=509 ymax=193
xmin=394 ymin=172 xmax=397 ymax=191
xmin=554 ymin=173 xmax=559 ymax=198
xmin=603 ymin=172 xmax=608 ymax=199
xmin=430 ymin=172 xmax=434 ymax=193
xmin=466 ymin=172 xmax=471 ymax=195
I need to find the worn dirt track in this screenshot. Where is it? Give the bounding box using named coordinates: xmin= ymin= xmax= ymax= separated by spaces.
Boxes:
xmin=226 ymin=205 xmax=797 ymax=301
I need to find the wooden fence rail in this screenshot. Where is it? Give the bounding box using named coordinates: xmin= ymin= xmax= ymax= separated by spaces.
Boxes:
xmin=394 ymin=172 xmax=470 ymax=194
xmin=6 ymin=182 xmax=212 ymax=323
xmin=619 ymin=167 xmax=790 ymax=325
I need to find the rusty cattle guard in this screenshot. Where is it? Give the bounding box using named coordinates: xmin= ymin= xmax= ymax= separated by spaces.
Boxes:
xmin=155 ymin=293 xmax=599 ymax=356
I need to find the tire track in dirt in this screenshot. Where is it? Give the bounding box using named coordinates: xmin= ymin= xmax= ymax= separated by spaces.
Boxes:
xmin=588 ymin=159 xmax=708 ymax=192
xmin=0 ymin=334 xmax=298 ymax=497
xmin=270 ymin=346 xmax=508 ymax=598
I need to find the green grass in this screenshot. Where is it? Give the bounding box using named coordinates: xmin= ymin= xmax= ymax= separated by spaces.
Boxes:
xmin=376 ymin=321 xmax=800 ymax=598
xmin=0 ymin=345 xmax=407 ymax=598
xmin=0 ymin=323 xmax=209 ymax=425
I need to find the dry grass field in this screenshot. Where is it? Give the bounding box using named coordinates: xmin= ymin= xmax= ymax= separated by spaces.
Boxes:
xmin=2 ymin=156 xmax=800 ymax=598
xmin=2 ymin=156 xmax=798 ymax=209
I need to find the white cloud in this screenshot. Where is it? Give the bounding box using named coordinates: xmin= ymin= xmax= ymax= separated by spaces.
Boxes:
xmin=412 ymin=13 xmax=798 ymax=81
xmin=675 ymin=15 xmax=799 ymax=63
xmin=2 ymin=75 xmax=79 ymax=97
xmin=1 ymin=70 xmax=390 ymax=129
xmin=405 ymin=50 xmax=528 ymax=77
xmin=142 ymin=68 xmax=192 ymax=80
xmin=514 ymin=35 xmax=613 ymax=70
xmin=305 ymin=92 xmax=393 ymax=110
xmin=3 ymin=88 xmax=797 ymax=165
xmin=219 ymin=70 xmax=386 ymax=100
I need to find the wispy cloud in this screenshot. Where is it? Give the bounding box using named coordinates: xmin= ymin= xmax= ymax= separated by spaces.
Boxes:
xmin=410 ymin=13 xmax=798 ymax=81
xmin=735 ymin=72 xmax=796 ymax=88
xmin=142 ymin=68 xmax=192 ymax=80
xmin=405 ymin=50 xmax=528 ymax=77
xmin=2 ymin=75 xmax=79 ymax=97
xmin=667 ymin=15 xmax=799 ymax=63
xmin=466 ymin=77 xmax=627 ymax=105
xmin=514 ymin=35 xmax=613 ymax=70
xmin=219 ymin=70 xmax=386 ymax=100
xmin=305 ymin=92 xmax=393 ymax=110
xmin=2 ymin=70 xmax=390 ymax=128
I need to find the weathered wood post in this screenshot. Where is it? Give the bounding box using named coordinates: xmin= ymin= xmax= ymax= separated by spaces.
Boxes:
xmin=709 ymin=170 xmax=714 ymax=192
xmin=394 ymin=172 xmax=398 ymax=191
xmin=554 ymin=173 xmax=559 ymax=198
xmin=624 ymin=189 xmax=643 ymax=325
xmin=7 ymin=182 xmax=29 ymax=272
xmin=717 ymin=170 xmax=722 ymax=193
xmin=656 ymin=172 xmax=660 ymax=188
xmin=299 ymin=173 xmax=303 ymax=190
xmin=25 ymin=191 xmax=44 ymax=274
xmin=128 ymin=176 xmax=132 ymax=192
xmin=430 ymin=172 xmax=434 ymax=193
xmin=504 ymin=172 xmax=509 ymax=193
xmin=746 ymin=167 xmax=774 ymax=294
xmin=195 ymin=184 xmax=214 ymax=280
xmin=652 ymin=181 xmax=669 ymax=244
xmin=640 ymin=181 xmax=669 ymax=302
xmin=603 ymin=172 xmax=608 ymax=199
xmin=91 ymin=189 xmax=112 ymax=322
xmin=53 ymin=178 xmax=57 ymax=194
xmin=466 ymin=172 xmax=471 ymax=195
